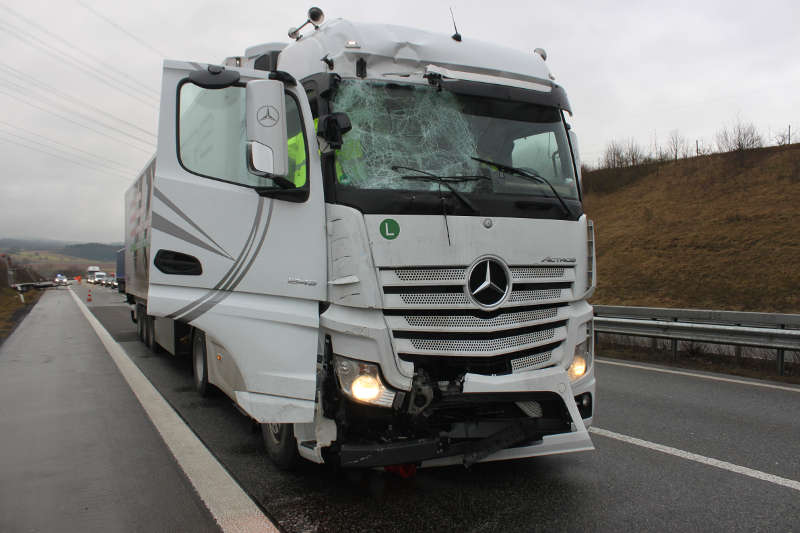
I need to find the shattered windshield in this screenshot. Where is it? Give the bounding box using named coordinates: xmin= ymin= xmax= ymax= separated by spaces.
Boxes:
xmin=330 ymin=80 xmax=579 ymax=201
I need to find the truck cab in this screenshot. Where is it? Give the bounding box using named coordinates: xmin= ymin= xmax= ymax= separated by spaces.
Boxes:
xmin=129 ymin=11 xmax=595 ymax=468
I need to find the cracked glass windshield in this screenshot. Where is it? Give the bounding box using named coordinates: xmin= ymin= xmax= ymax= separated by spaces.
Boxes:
xmin=331 ymin=80 xmax=579 ymax=201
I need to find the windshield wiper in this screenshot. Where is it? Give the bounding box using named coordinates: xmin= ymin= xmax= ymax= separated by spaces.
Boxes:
xmin=391 ymin=165 xmax=483 ymax=215
xmin=470 ymin=156 xmax=573 ymax=217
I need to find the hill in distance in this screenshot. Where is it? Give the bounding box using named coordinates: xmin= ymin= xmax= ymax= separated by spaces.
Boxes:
xmin=582 ymin=143 xmax=800 ymax=313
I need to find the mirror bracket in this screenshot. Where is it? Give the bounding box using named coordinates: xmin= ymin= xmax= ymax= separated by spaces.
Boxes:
xmin=317 ymin=113 xmax=352 ymax=150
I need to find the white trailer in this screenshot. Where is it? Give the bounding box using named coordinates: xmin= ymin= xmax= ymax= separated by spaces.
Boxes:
xmin=124 ymin=9 xmax=596 ymax=469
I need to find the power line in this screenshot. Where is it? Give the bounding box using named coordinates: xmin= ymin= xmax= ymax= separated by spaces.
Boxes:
xmin=0 ymin=119 xmax=139 ymax=173
xmin=74 ymin=0 xmax=166 ymax=57
xmin=0 ymin=132 xmax=132 ymax=181
xmin=0 ymin=81 xmax=155 ymax=150
xmin=0 ymin=75 xmax=155 ymax=147
xmin=0 ymin=1 xmax=160 ymax=97
xmin=0 ymin=128 xmax=134 ymax=177
xmin=0 ymin=86 xmax=153 ymax=153
xmin=0 ymin=19 xmax=158 ymax=108
xmin=0 ymin=62 xmax=155 ymax=139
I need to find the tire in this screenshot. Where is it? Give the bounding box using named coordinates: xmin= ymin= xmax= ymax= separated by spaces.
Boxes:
xmin=192 ymin=330 xmax=210 ymax=397
xmin=146 ymin=315 xmax=162 ymax=354
xmin=261 ymin=423 xmax=299 ymax=470
xmin=144 ymin=315 xmax=155 ymax=350
xmin=137 ymin=305 xmax=145 ymax=342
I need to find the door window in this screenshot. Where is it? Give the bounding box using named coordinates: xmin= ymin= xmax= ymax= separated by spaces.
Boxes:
xmin=177 ymin=82 xmax=307 ymax=188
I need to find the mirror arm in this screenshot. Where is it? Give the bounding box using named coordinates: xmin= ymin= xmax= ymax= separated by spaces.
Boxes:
xmin=268 ymin=70 xmax=297 ymax=87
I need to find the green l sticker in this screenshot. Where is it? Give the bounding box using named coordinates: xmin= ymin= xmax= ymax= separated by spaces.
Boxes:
xmin=379 ymin=218 xmax=400 ymax=240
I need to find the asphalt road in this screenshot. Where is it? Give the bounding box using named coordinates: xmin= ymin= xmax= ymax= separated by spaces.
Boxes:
xmin=73 ymin=283 xmax=800 ymax=531
xmin=0 ymin=286 xmax=219 ymax=533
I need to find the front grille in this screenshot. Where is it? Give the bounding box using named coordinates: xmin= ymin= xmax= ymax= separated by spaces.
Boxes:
xmin=395 ymin=267 xmax=465 ymax=281
xmin=400 ymin=343 xmax=559 ymax=378
xmin=511 ymin=351 xmax=552 ymax=372
xmin=402 ymin=307 xmax=558 ymax=329
xmin=381 ymin=264 xmax=574 ymax=378
xmin=509 ymin=288 xmax=563 ymax=302
xmin=408 ymin=327 xmax=556 ymax=353
xmin=400 ymin=292 xmax=470 ymax=306
xmin=511 ymin=267 xmax=565 ymax=279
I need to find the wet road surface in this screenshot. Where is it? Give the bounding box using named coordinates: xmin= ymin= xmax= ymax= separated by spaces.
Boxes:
xmin=56 ymin=284 xmax=800 ymax=531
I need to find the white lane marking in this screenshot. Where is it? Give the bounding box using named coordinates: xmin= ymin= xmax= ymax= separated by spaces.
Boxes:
xmin=590 ymin=427 xmax=800 ymax=493
xmin=596 ymin=358 xmax=800 ymax=393
xmin=69 ymin=288 xmax=278 ymax=533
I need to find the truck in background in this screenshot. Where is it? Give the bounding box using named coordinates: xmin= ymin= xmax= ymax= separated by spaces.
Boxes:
xmin=125 ymin=8 xmax=595 ymax=469
xmin=86 ymin=265 xmax=100 ymax=283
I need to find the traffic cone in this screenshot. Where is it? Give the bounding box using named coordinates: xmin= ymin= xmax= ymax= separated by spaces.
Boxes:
xmin=87 ymin=290 xmax=92 ymax=303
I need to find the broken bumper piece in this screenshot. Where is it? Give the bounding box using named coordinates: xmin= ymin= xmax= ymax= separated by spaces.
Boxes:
xmin=338 ymin=418 xmax=576 ymax=468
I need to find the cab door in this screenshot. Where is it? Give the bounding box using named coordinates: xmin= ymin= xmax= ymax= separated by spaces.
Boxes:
xmin=148 ymin=60 xmax=326 ymax=421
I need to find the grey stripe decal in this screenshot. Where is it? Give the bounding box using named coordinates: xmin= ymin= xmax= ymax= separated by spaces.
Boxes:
xmin=179 ymin=201 xmax=275 ymax=324
xmin=153 ymin=188 xmax=232 ymax=260
xmin=152 ymin=212 xmax=232 ymax=260
xmin=168 ymin=198 xmax=265 ymax=320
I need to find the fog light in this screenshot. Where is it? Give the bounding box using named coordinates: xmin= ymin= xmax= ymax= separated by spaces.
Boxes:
xmin=568 ymin=355 xmax=587 ymax=380
xmin=351 ymin=375 xmax=381 ymax=402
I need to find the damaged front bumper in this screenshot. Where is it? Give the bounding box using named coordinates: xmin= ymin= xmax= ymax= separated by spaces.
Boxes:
xmin=337 ymin=366 xmax=594 ymax=468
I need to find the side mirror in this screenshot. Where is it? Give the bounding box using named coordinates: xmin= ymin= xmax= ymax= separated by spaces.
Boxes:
xmin=246 ymin=80 xmax=288 ymax=177
xmin=318 ymin=112 xmax=352 ymax=150
xmin=568 ymin=129 xmax=582 ymax=189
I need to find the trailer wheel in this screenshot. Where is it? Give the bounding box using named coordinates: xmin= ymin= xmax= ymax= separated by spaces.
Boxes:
xmin=145 ymin=316 xmax=162 ymax=354
xmin=144 ymin=315 xmax=155 ymax=350
xmin=137 ymin=305 xmax=145 ymax=342
xmin=192 ymin=330 xmax=210 ymax=397
xmin=261 ymin=423 xmax=299 ymax=470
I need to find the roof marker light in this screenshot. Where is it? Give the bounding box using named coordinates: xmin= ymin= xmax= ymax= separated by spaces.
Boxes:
xmin=345 ymin=40 xmax=360 ymax=49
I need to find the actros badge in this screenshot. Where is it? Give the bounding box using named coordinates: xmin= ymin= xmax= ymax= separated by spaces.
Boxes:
xmin=256 ymin=105 xmax=280 ymax=127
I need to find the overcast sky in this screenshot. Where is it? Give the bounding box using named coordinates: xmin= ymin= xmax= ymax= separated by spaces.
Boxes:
xmin=1 ymin=0 xmax=798 ymax=243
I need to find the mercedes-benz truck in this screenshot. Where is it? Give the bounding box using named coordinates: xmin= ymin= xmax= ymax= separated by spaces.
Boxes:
xmin=124 ymin=9 xmax=596 ymax=469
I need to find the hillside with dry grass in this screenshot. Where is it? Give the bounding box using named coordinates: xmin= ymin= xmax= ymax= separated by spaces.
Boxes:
xmin=583 ymin=143 xmax=800 ymax=313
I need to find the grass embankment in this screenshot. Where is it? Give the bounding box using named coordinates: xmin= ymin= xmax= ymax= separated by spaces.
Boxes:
xmin=0 ymin=286 xmax=43 ymax=345
xmin=7 ymin=250 xmax=113 ymax=278
xmin=583 ymin=143 xmax=800 ymax=313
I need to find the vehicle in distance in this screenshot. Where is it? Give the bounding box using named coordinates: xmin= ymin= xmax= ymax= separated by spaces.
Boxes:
xmin=125 ymin=8 xmax=596 ymax=470
xmin=54 ymin=274 xmax=68 ymax=286
xmin=92 ymin=272 xmax=107 ymax=285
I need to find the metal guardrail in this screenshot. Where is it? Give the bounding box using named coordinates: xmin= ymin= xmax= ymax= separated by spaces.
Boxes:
xmin=593 ymin=305 xmax=800 ymax=375
xmin=12 ymin=281 xmax=56 ymax=292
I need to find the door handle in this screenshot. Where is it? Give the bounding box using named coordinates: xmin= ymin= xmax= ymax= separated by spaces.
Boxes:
xmin=154 ymin=249 xmax=202 ymax=275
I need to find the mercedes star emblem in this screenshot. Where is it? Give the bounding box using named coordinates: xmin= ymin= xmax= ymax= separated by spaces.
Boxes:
xmin=466 ymin=257 xmax=511 ymax=308
xmin=256 ymin=105 xmax=280 ymax=127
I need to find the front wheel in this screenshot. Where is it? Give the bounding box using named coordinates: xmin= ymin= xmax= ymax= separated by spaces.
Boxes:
xmin=261 ymin=423 xmax=299 ymax=470
xmin=192 ymin=330 xmax=210 ymax=397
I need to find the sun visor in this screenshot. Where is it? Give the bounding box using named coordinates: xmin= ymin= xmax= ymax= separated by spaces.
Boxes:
xmin=425 ymin=64 xmax=572 ymax=115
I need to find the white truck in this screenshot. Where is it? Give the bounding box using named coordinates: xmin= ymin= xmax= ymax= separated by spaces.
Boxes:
xmin=124 ymin=8 xmax=596 ymax=469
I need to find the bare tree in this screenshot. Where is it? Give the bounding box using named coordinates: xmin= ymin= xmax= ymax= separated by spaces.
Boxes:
xmin=716 ymin=117 xmax=763 ymax=152
xmin=602 ymin=140 xmax=626 ymax=169
xmin=666 ymin=130 xmax=688 ymax=161
xmin=624 ymin=138 xmax=645 ymax=167
xmin=774 ymin=125 xmax=792 ymax=146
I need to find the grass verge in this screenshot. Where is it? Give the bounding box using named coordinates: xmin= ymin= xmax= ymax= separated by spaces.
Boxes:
xmin=0 ymin=287 xmax=44 ymax=347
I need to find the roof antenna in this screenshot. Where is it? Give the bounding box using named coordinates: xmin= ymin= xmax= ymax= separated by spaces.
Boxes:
xmin=449 ymin=7 xmax=462 ymax=42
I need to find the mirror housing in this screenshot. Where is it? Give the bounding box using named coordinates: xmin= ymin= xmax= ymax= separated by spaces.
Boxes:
xmin=246 ymin=79 xmax=288 ymax=177
xmin=318 ymin=112 xmax=352 ymax=150
xmin=568 ymin=129 xmax=582 ymax=192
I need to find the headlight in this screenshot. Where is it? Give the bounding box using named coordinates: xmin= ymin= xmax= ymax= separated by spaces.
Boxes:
xmin=568 ymin=339 xmax=591 ymax=381
xmin=334 ymin=356 xmax=396 ymax=408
